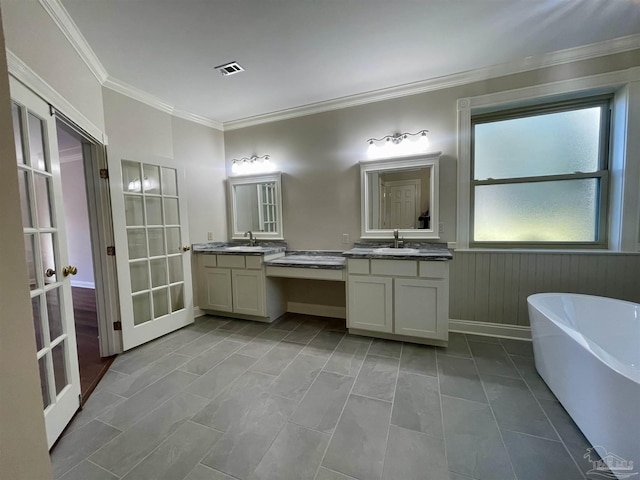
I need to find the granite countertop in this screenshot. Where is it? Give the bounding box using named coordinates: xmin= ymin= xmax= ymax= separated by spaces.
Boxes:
xmin=192 ymin=241 xmax=287 ymax=256
xmin=264 ymin=251 xmax=346 ymax=270
xmin=343 ymin=242 xmax=453 ymax=260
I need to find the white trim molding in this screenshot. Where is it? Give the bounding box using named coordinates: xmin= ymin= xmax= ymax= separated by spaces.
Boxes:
xmin=456 ymin=66 xmax=640 ymax=251
xmin=449 ymin=319 xmax=532 ymax=340
xmin=6 ymin=50 xmax=107 ymax=144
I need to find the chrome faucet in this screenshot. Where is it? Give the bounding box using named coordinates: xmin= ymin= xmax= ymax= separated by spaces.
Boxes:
xmin=393 ymin=229 xmax=403 ymax=249
xmin=244 ymin=230 xmax=256 ymax=246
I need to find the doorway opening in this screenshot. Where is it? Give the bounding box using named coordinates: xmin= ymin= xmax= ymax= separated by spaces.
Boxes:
xmin=56 ymin=123 xmax=118 ymax=403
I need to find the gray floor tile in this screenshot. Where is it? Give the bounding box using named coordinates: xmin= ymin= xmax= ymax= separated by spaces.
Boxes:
xmin=510 ymin=354 xmax=556 ymax=401
xmin=502 ymin=430 xmax=583 ymax=480
xmin=368 ymin=338 xmax=402 ymax=358
xmin=93 ymin=370 xmax=129 ymax=394
xmin=122 ymin=421 xmax=222 ymax=480
xmin=250 ymin=341 xmax=305 ymax=375
xmin=270 ymin=315 xmax=304 ymax=331
xmin=323 ymin=339 xmax=369 ymax=377
xmin=315 ymin=467 xmax=357 ymax=479
xmin=400 ymin=342 xmax=437 ymax=376
xmin=442 ymin=395 xmax=515 ymax=480
xmin=106 ymin=353 xmax=191 ymax=397
xmin=238 ymin=329 xmax=291 ymax=358
xmin=202 ymin=392 xmax=298 ymax=479
xmin=437 ymin=332 xmax=472 ymax=358
xmin=301 ymin=330 xmax=345 ymax=359
xmin=322 ymin=394 xmax=392 ymax=480
xmin=448 ymin=472 xmax=476 ymax=480
xmin=217 ymin=318 xmax=252 ymax=332
xmin=110 ymin=341 xmax=175 ymax=376
xmin=482 ymin=373 xmax=558 ymax=440
xmin=340 ymin=334 xmax=373 ymax=345
xmin=382 ymin=425 xmax=448 ymax=480
xmin=437 ymin=354 xmax=487 ymax=403
xmin=229 ymin=323 xmax=271 ymax=343
xmin=539 ymin=398 xmax=597 ymax=476
xmin=58 ymin=460 xmax=118 ymax=480
xmin=180 ymin=339 xmax=245 ymax=375
xmin=250 ymin=422 xmax=330 ymax=480
xmin=185 ymin=465 xmax=236 ymax=480
xmin=51 ymin=420 xmax=121 ymax=479
xmin=175 ymin=330 xmax=233 ymax=357
xmin=291 ymin=371 xmax=355 ymax=433
xmin=192 ymin=370 xmax=275 ymax=432
xmin=500 ymin=338 xmax=534 ymax=357
xmin=391 ymin=371 xmax=443 ymax=437
xmin=352 ymin=354 xmax=399 ymax=402
xmin=98 ymin=369 xmax=199 ymax=430
xmin=284 ymin=322 xmax=324 ymax=344
xmin=321 ymin=317 xmax=348 ymax=332
xmin=154 ymin=328 xmax=207 ymax=352
xmin=185 ymin=315 xmax=231 ymax=332
xmin=268 ymin=354 xmax=326 ymax=401
xmin=188 ymin=353 xmax=257 ymax=399
xmin=468 ymin=341 xmax=519 ymax=378
xmin=63 ymin=390 xmax=125 ymax=436
xmin=90 ymin=392 xmax=208 ymax=477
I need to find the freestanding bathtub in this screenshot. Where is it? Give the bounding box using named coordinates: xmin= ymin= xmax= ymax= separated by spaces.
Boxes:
xmin=528 ymin=293 xmax=639 ymax=477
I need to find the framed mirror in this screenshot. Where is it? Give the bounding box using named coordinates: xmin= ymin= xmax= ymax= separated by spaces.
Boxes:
xmin=360 ymin=152 xmax=440 ymax=239
xmin=228 ymin=173 xmax=284 ymax=240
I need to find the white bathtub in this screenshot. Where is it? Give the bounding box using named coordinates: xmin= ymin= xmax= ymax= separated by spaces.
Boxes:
xmin=528 ymin=293 xmax=640 ymax=476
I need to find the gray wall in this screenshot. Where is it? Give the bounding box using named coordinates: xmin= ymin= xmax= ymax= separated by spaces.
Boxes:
xmin=224 ymin=50 xmax=640 ymax=322
xmin=0 ymin=4 xmax=53 ymax=476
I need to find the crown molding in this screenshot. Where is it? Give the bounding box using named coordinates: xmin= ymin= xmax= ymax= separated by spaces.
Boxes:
xmin=7 ymin=49 xmax=107 ymax=144
xmin=224 ymin=33 xmax=640 ymax=130
xmin=173 ymin=108 xmax=224 ymax=131
xmin=102 ymin=76 xmax=174 ymax=114
xmin=38 ymin=0 xmax=108 ymax=83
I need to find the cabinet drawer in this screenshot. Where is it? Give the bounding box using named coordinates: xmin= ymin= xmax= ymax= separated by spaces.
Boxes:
xmin=347 ymin=259 xmax=369 ymax=274
xmin=245 ymin=256 xmax=263 ymax=269
xmin=200 ymin=255 xmax=217 ymax=268
xmin=371 ymin=259 xmax=417 ymax=277
xmin=218 ymin=255 xmax=245 ymax=268
xmin=419 ymin=261 xmax=449 ymax=279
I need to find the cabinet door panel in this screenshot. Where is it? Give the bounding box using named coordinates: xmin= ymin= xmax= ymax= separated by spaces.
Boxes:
xmin=232 ymin=269 xmax=266 ymax=316
xmin=347 ymin=275 xmax=393 ymax=333
xmin=394 ymin=278 xmax=448 ymax=340
xmin=203 ymin=267 xmax=233 ymax=312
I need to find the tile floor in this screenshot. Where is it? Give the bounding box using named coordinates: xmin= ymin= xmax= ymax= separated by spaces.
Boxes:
xmin=51 ymin=313 xmax=599 ymax=480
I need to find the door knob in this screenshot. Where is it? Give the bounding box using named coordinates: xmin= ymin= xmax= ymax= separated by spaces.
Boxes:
xmin=63 ymin=265 xmax=78 ymax=276
xmin=45 ymin=268 xmax=56 ymax=277
xmin=182 ymin=245 xmax=191 ymax=252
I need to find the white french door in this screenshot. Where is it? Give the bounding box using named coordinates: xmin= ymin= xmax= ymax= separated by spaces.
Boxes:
xmin=110 ymin=156 xmax=193 ymax=350
xmin=10 ymin=78 xmax=81 ymax=448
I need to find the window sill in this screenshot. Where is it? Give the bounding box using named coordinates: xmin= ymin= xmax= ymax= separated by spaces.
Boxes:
xmin=450 ymin=245 xmax=640 ymax=255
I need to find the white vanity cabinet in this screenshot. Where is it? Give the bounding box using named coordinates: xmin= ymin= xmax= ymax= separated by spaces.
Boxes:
xmin=197 ymin=253 xmax=284 ymax=321
xmin=347 ymin=258 xmax=449 ymax=343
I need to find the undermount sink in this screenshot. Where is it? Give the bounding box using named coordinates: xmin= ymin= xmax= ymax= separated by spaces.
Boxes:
xmin=374 ymin=247 xmax=420 ymax=254
xmin=226 ymin=246 xmax=265 ymax=251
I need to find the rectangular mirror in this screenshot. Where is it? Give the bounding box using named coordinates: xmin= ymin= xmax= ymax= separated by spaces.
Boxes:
xmin=228 ymin=173 xmax=283 ymax=240
xmin=361 ymin=152 xmax=440 ymax=239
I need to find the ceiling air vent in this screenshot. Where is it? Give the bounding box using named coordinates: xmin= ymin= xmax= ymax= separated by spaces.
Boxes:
xmin=215 ymin=61 xmax=244 ymax=76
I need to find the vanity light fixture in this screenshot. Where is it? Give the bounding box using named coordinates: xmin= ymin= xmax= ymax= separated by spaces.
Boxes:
xmin=127 ymin=176 xmax=156 ymax=192
xmin=231 ymin=154 xmax=275 ymax=175
xmin=367 ymin=129 xmax=430 ymax=159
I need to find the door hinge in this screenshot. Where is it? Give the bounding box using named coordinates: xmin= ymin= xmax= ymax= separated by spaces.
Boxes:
xmin=107 ymin=246 xmax=116 ymax=256
xmin=99 ymin=168 xmax=109 ymax=179
xmin=113 ymin=321 xmax=122 ymax=331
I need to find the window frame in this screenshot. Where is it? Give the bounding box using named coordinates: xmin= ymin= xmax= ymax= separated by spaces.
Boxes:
xmin=469 ymin=95 xmax=612 ymax=249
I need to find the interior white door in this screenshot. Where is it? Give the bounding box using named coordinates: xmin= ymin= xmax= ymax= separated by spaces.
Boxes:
xmin=10 ymin=78 xmax=81 ymax=448
xmin=384 ymin=181 xmax=420 ymax=229
xmin=111 ymin=155 xmax=193 ymax=350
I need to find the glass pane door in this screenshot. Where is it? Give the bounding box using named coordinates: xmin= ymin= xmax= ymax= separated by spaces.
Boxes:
xmin=114 ymin=158 xmax=193 ymax=350
xmin=10 ymin=78 xmax=81 ymax=448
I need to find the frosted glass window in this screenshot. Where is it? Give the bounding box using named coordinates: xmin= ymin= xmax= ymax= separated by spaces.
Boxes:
xmin=474 ymin=107 xmax=602 ymax=180
xmin=474 ymin=179 xmax=599 ymax=242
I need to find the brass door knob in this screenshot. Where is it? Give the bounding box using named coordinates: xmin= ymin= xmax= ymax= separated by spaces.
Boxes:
xmin=182 ymin=245 xmax=191 ymax=252
xmin=63 ymin=265 xmax=78 ymax=276
xmin=45 ymin=268 xmax=56 ymax=278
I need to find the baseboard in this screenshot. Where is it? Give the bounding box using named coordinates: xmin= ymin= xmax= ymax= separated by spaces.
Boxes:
xmin=70 ymin=280 xmax=95 ymax=289
xmin=449 ymin=318 xmax=531 ymax=340
xmin=193 ymin=307 xmax=207 ymax=318
xmin=287 ymin=302 xmax=346 ymax=319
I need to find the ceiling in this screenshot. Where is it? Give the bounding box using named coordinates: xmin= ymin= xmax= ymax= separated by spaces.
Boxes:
xmin=59 ymin=0 xmax=640 ymax=125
